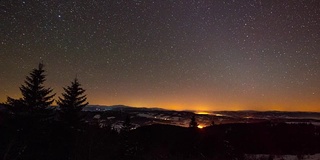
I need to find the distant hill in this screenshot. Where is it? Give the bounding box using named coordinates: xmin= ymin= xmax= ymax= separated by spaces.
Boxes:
xmin=83 ymin=105 xmax=320 ymax=121
xmin=83 ymin=105 xmax=167 ymax=112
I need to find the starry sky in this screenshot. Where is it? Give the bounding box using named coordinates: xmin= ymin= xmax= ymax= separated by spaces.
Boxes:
xmin=1 ymin=0 xmax=320 ymax=111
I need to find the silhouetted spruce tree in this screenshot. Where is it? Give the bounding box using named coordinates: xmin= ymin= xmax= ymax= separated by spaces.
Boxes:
xmin=57 ymin=78 xmax=88 ymax=126
xmin=189 ymin=115 xmax=198 ymax=128
xmin=211 ymin=120 xmax=215 ymax=126
xmin=5 ymin=63 xmax=55 ymax=123
xmin=122 ymin=115 xmax=132 ymax=132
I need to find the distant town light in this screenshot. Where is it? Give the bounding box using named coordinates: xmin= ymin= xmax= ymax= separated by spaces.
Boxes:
xmin=197 ymin=125 xmax=204 ymax=129
xmin=195 ymin=111 xmax=211 ymax=115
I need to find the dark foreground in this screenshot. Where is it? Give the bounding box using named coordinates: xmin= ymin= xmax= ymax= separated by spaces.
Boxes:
xmin=1 ymin=120 xmax=319 ymax=160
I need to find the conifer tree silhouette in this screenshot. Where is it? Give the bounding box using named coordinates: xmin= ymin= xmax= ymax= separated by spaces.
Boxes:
xmin=122 ymin=115 xmax=132 ymax=132
xmin=57 ymin=78 xmax=88 ymax=126
xmin=5 ymin=63 xmax=55 ymax=122
xmin=189 ymin=115 xmax=198 ymax=128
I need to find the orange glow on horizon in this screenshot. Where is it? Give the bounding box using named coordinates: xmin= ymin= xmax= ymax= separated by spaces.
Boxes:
xmin=195 ymin=111 xmax=212 ymax=115
xmin=85 ymin=97 xmax=320 ymax=112
xmin=2 ymin=89 xmax=320 ymax=112
xmin=197 ymin=125 xmax=204 ymax=129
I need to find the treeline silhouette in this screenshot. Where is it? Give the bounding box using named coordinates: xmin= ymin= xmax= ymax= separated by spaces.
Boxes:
xmin=0 ymin=64 xmax=320 ymax=160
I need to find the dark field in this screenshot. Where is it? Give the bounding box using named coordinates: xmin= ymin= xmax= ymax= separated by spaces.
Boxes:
xmin=1 ymin=107 xmax=320 ymax=160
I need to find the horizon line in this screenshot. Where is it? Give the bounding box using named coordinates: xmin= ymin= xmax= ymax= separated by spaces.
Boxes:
xmin=82 ymin=104 xmax=320 ymax=113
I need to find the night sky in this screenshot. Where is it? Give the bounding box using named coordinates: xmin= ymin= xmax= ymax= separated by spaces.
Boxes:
xmin=1 ymin=0 xmax=320 ymax=111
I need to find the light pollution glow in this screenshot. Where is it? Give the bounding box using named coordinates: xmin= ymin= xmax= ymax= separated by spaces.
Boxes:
xmin=1 ymin=77 xmax=320 ymax=112
xmin=82 ymin=91 xmax=320 ymax=112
